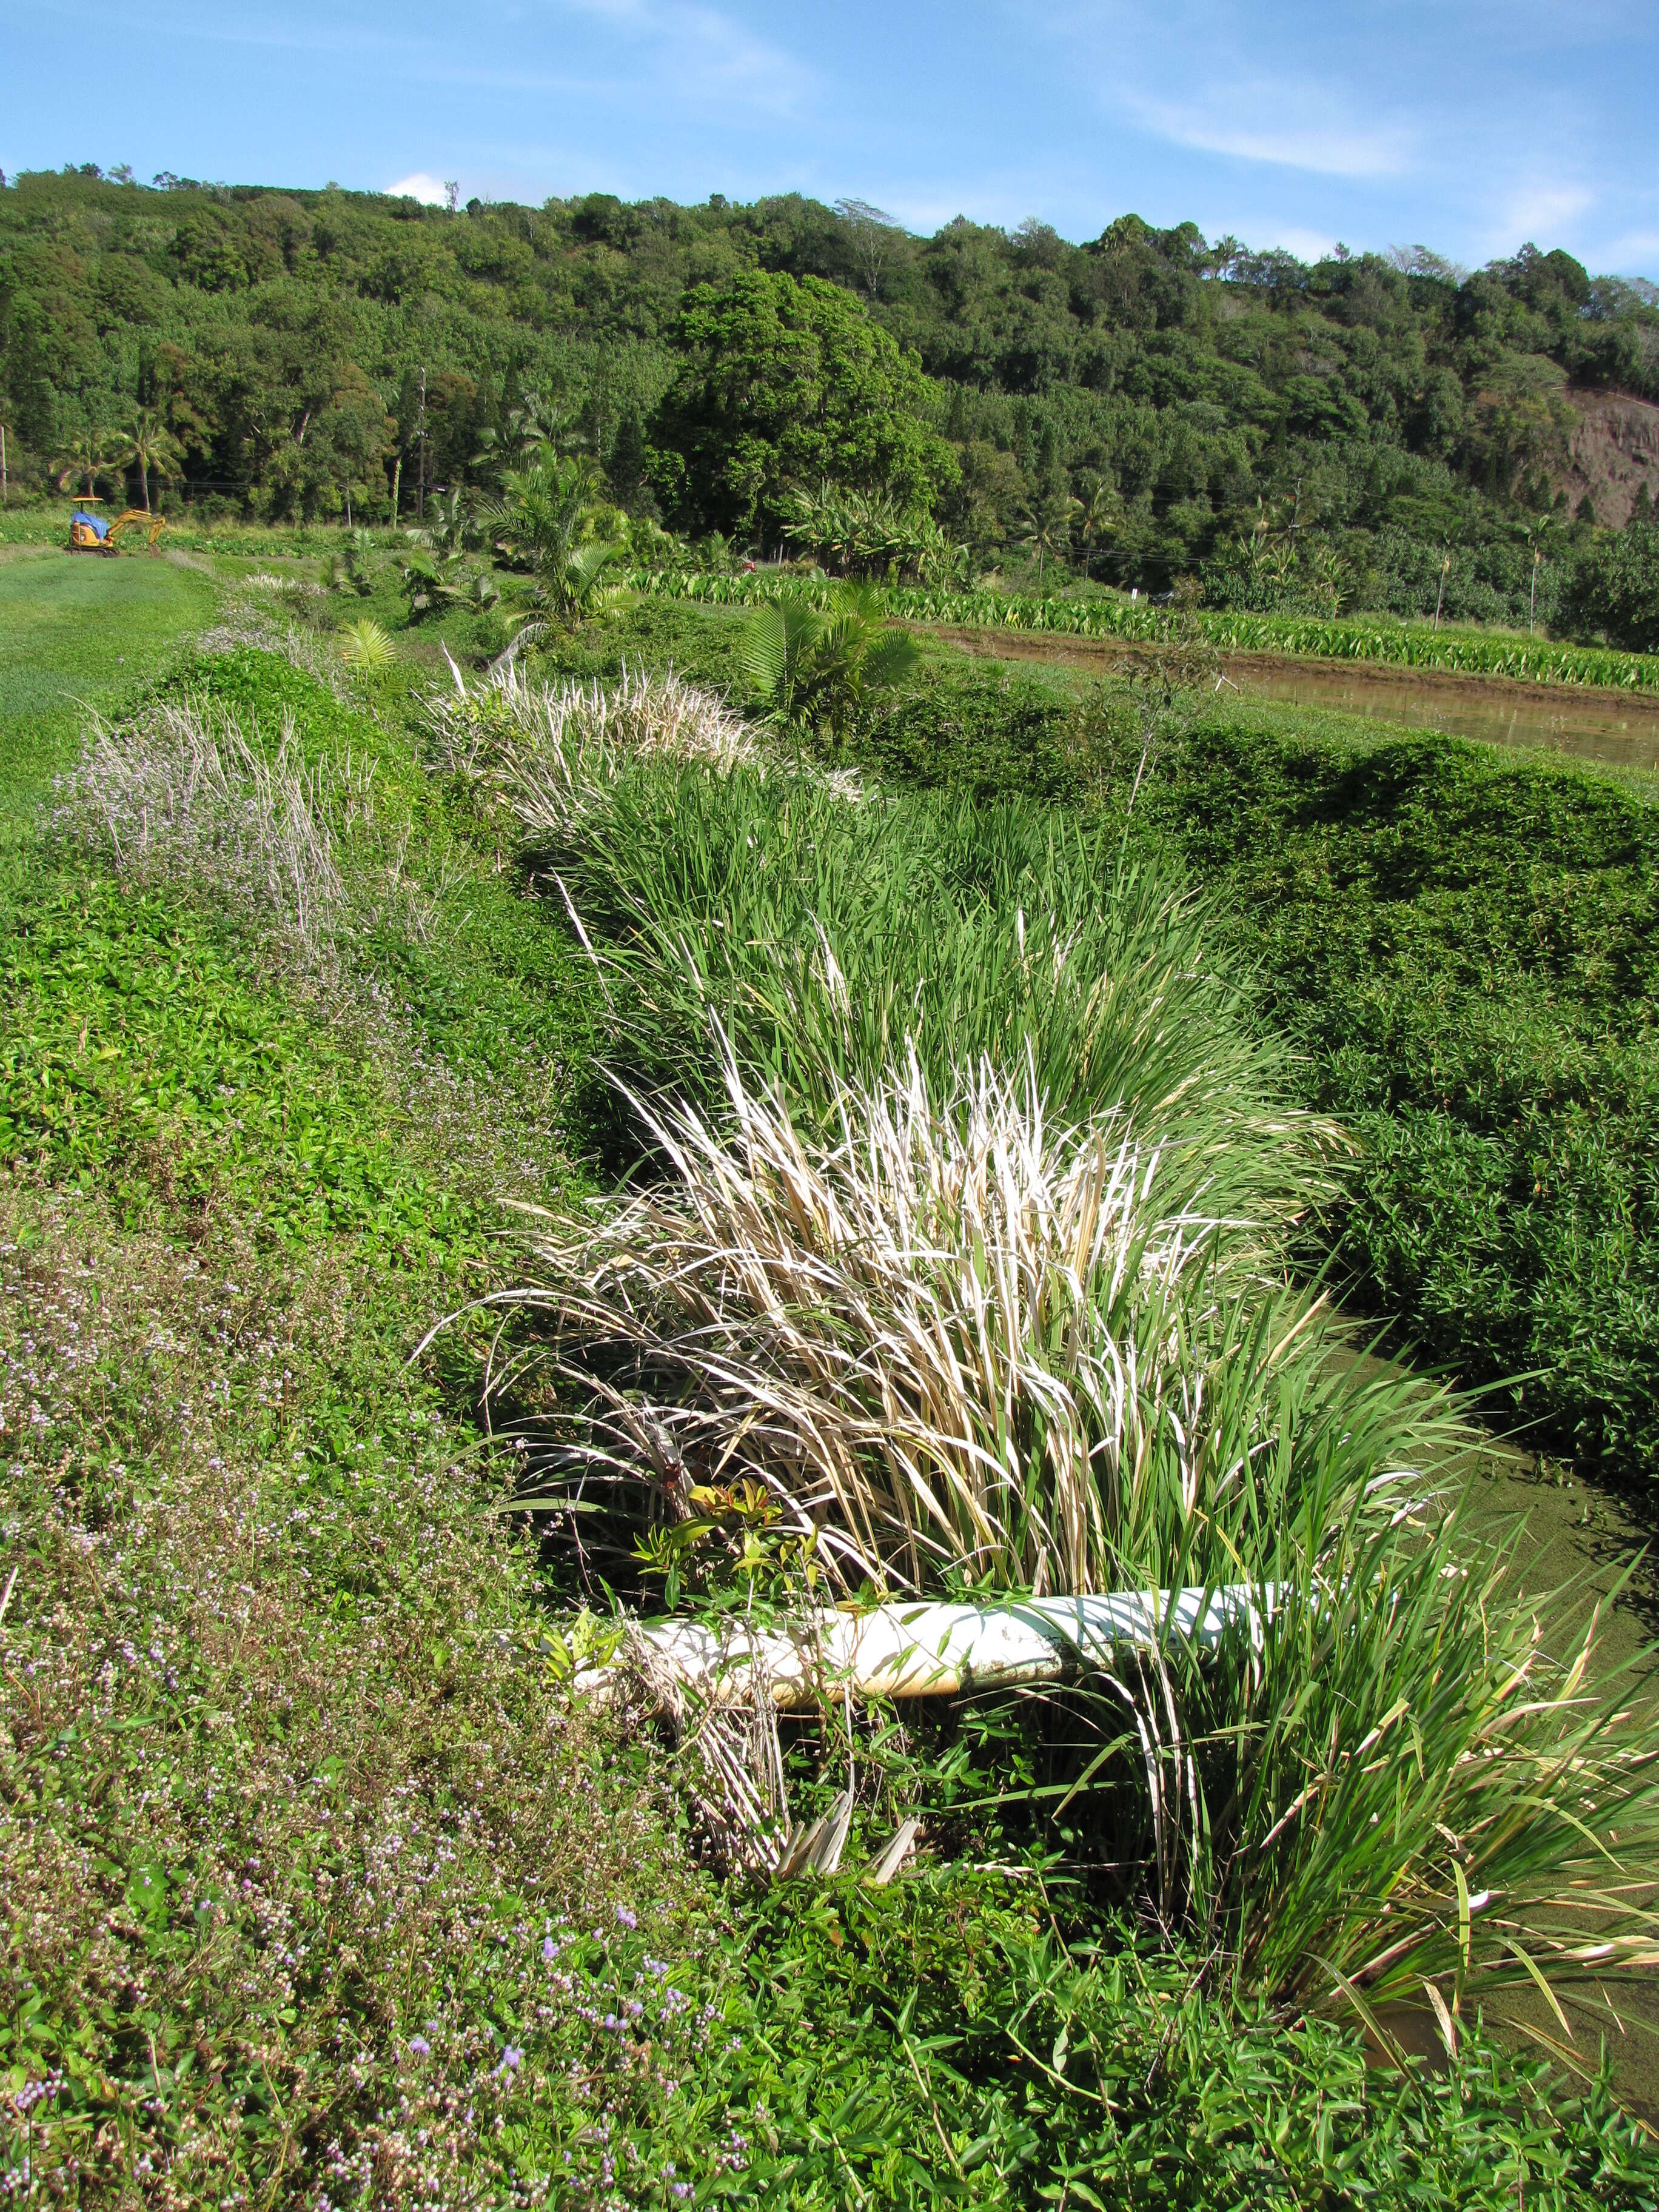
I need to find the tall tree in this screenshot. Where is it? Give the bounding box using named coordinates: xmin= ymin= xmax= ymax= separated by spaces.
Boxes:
xmin=648 ymin=270 xmax=956 ymax=546
xmin=119 ymin=407 xmax=184 ymax=512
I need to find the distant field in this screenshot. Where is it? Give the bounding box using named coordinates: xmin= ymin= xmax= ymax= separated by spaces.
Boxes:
xmin=640 ymin=566 xmax=1659 ymax=694
xmin=0 ymin=547 xmax=214 ymax=829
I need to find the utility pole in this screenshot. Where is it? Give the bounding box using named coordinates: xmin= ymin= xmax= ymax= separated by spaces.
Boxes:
xmin=1433 ymin=545 xmax=1451 ymax=632
xmin=1 ymin=423 xmax=7 ymax=506
xmin=1529 ymin=546 xmax=1542 ymax=635
xmin=417 ymin=366 xmax=427 ymax=525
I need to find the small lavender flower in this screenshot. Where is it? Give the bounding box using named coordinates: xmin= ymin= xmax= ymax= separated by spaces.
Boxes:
xmin=407 ymin=2036 xmax=431 ymax=2057
xmin=615 ymin=1905 xmax=637 ymax=1929
xmin=542 ymin=1937 xmax=560 ymax=1962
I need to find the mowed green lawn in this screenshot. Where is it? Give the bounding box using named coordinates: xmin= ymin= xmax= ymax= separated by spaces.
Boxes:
xmin=0 ymin=546 xmax=214 ymax=828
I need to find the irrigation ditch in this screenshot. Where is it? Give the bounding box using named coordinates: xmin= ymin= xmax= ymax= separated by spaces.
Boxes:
xmin=400 ymin=652 xmax=1659 ymax=2090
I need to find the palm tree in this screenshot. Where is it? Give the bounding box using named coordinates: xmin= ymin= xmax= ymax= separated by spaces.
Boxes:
xmin=119 ymin=408 xmax=184 ymax=514
xmin=741 ymin=585 xmax=920 ymax=737
xmin=53 ymin=427 xmax=122 ymax=498
xmin=1073 ymin=475 xmax=1121 ymax=581
xmin=545 ymin=537 xmax=630 ymax=626
xmin=498 ymin=446 xmax=626 ymax=625
xmin=1020 ymin=489 xmax=1081 ymax=586
xmin=1513 ymin=514 xmax=1563 ymax=634
xmin=473 ymin=395 xmax=587 ymax=480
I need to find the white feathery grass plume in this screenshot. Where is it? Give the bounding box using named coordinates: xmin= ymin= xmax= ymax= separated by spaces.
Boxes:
xmin=498 ymin=1035 xmax=1291 ymax=1598
xmin=427 ymin=662 xmax=765 ymax=823
xmin=61 ymin=695 xmax=361 ymax=956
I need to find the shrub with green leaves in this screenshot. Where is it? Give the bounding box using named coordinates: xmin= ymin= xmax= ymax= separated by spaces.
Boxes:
xmin=1112 ymin=718 xmax=1659 ymax=1482
xmin=1560 ymin=521 xmax=1659 ymax=652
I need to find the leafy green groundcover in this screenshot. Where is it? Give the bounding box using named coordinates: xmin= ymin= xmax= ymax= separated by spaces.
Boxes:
xmin=1127 ymin=720 xmax=1659 ymax=1481
xmin=4 ymin=640 xmax=1658 ymax=2207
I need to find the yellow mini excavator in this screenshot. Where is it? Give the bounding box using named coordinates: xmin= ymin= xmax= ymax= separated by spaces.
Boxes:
xmin=68 ymin=498 xmax=167 ymax=554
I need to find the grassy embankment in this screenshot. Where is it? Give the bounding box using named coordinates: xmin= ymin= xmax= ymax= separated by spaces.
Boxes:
xmin=455 ymin=594 xmax=1659 ymax=1500
xmin=5 ymin=562 xmax=1659 ymax=2207
xmin=401 ymin=581 xmax=1659 ymax=1477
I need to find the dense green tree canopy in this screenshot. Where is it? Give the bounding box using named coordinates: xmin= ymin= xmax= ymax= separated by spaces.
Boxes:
xmin=1560 ymin=523 xmax=1659 ymax=649
xmin=647 ymin=269 xmax=955 ymax=541
xmin=3 ymin=166 xmax=1658 ymax=623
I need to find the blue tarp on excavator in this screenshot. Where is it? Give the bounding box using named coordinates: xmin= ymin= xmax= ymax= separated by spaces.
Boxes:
xmin=73 ymin=509 xmax=109 ymax=540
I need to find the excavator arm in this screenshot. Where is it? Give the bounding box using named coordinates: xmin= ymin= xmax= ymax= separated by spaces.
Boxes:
xmin=104 ymin=510 xmax=167 ymax=551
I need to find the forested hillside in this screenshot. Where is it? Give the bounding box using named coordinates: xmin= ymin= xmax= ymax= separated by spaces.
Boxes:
xmin=5 ymin=164 xmax=1659 ymax=623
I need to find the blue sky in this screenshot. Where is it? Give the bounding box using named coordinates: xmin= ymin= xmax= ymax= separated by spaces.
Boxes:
xmin=5 ymin=0 xmax=1657 ymax=278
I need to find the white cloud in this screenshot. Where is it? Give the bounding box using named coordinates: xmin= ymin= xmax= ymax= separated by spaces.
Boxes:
xmin=543 ymin=0 xmax=812 ymax=118
xmin=1251 ymin=224 xmax=1339 ymax=261
xmin=1600 ymin=230 xmax=1659 ymax=266
xmin=1123 ymin=86 xmax=1414 ymax=179
xmin=1498 ymin=181 xmax=1594 ymax=240
xmin=387 ymin=172 xmax=451 ymax=205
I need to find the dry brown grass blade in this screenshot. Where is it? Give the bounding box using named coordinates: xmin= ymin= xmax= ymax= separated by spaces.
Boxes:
xmin=501 ymin=1034 xmax=1315 ymax=1596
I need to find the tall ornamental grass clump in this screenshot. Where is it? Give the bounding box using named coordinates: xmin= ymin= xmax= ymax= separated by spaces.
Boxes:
xmin=504 ymin=1041 xmax=1361 ymax=1598
xmin=434 ymin=662 xmax=1336 ymax=1228
xmin=59 ymin=695 xmax=358 ymax=958
xmin=440 ymin=663 xmax=1659 ymax=2024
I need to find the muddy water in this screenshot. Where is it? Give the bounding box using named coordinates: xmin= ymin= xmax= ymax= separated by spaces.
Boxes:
xmin=928 ymin=623 xmax=1659 ymax=774
xmin=1427 ymin=1435 xmax=1659 ymax=2108
xmin=1233 ymin=655 xmax=1659 ymax=771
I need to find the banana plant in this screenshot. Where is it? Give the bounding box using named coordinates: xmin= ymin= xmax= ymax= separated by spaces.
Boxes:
xmin=780 ymin=481 xmax=970 ymax=585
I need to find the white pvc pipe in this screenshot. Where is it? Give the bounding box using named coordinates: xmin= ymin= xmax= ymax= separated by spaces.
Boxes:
xmin=577 ymin=1583 xmax=1278 ymax=1709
